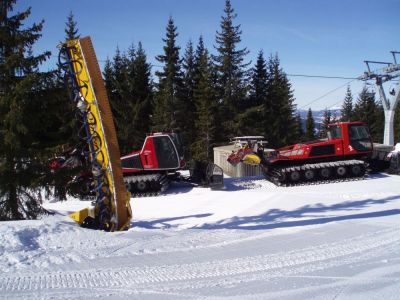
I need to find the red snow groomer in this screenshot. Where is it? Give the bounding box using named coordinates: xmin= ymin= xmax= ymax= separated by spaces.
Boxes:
xmin=121 ymin=132 xmax=224 ymax=195
xmin=228 ymin=122 xmax=375 ymax=186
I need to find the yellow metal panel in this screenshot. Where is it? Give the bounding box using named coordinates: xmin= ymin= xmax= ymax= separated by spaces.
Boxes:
xmin=65 ymin=37 xmax=131 ymax=230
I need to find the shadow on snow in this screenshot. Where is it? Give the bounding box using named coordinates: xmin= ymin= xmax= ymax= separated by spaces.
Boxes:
xmin=197 ymin=194 xmax=400 ymax=230
xmin=133 ymin=193 xmax=400 ymax=230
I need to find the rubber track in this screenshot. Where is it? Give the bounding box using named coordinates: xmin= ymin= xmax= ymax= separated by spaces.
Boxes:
xmin=124 ymin=174 xmax=169 ymax=197
xmin=269 ymin=160 xmax=367 ymax=187
xmin=1 ymin=227 xmax=399 ymax=294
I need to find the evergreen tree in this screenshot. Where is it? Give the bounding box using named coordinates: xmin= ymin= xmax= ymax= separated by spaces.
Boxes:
xmin=103 ymin=43 xmax=153 ymax=154
xmin=213 ymin=0 xmax=250 ymax=137
xmin=107 ymin=47 xmax=133 ymax=154
xmin=0 ymin=1 xmax=59 ymax=219
xmin=305 ymin=108 xmax=316 ymax=140
xmin=319 ymin=108 xmax=331 ymax=138
xmin=130 ymin=42 xmax=153 ymax=150
xmin=236 ymin=50 xmax=267 ymax=136
xmin=191 ymin=47 xmax=219 ymax=161
xmin=181 ymin=40 xmax=197 ymax=158
xmin=353 ymin=86 xmax=383 ymax=142
xmin=152 ymin=17 xmax=184 ymax=132
xmin=341 ymin=86 xmax=353 ymax=122
xmin=64 ymin=11 xmax=79 ymax=41
xmin=249 ymin=50 xmax=268 ymax=107
xmin=103 ymin=58 xmax=114 ymax=102
xmin=295 ymin=113 xmax=304 ymax=142
xmin=265 ymin=54 xmax=297 ymax=147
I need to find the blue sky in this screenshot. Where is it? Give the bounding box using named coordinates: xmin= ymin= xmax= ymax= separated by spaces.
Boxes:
xmin=14 ymin=0 xmax=400 ymax=110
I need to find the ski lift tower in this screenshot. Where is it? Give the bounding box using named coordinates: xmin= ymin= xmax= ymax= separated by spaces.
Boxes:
xmin=361 ymin=51 xmax=400 ymax=146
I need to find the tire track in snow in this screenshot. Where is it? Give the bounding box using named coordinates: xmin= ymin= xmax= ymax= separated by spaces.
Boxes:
xmin=1 ymin=226 xmax=399 ymax=296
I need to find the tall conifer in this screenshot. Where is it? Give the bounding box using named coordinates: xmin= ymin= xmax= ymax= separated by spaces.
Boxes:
xmin=191 ymin=47 xmax=219 ymax=160
xmin=130 ymin=42 xmax=153 ymax=150
xmin=265 ymin=54 xmax=297 ymax=147
xmin=181 ymin=40 xmax=197 ymax=157
xmin=319 ymin=108 xmax=332 ymax=138
xmin=236 ymin=50 xmax=267 ymax=135
xmin=64 ymin=11 xmax=79 ymax=41
xmin=354 ymin=87 xmax=383 ymax=142
xmin=305 ymin=108 xmax=316 ymax=140
xmin=0 ymin=1 xmax=57 ymax=219
xmin=213 ymin=0 xmax=250 ymax=137
xmin=153 ymin=17 xmax=183 ymax=132
xmin=341 ymin=86 xmax=353 ymax=122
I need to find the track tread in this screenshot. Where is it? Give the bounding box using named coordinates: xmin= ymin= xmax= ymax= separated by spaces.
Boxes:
xmin=269 ymin=160 xmax=367 ymax=187
xmin=124 ymin=174 xmax=170 ymax=197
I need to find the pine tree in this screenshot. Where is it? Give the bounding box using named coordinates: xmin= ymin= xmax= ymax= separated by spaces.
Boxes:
xmin=353 ymin=86 xmax=383 ymax=142
xmin=152 ymin=17 xmax=184 ymax=133
xmin=191 ymin=47 xmax=219 ymax=161
xmin=236 ymin=50 xmax=267 ymax=136
xmin=249 ymin=50 xmax=268 ymax=107
xmin=341 ymin=86 xmax=353 ymax=122
xmin=305 ymin=108 xmax=316 ymax=140
xmin=265 ymin=54 xmax=297 ymax=147
xmin=64 ymin=11 xmax=79 ymax=41
xmin=181 ymin=40 xmax=197 ymax=158
xmin=295 ymin=113 xmax=304 ymax=142
xmin=319 ymin=108 xmax=331 ymax=138
xmin=0 ymin=1 xmax=57 ymax=219
xmin=130 ymin=42 xmax=153 ymax=149
xmin=213 ymin=0 xmax=250 ymax=137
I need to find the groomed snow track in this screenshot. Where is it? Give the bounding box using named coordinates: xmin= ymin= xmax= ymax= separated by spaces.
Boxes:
xmin=1 ymin=227 xmax=399 ymax=298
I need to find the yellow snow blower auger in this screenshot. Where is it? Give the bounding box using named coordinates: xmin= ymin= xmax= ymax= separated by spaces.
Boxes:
xmin=58 ymin=37 xmax=132 ymax=231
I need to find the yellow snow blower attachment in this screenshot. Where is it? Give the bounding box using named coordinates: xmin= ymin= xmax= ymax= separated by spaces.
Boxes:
xmin=242 ymin=153 xmax=262 ymax=166
xmin=58 ymin=37 xmax=132 ymax=231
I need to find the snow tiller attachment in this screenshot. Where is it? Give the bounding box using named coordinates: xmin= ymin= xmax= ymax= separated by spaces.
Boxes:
xmin=58 ymin=37 xmax=132 ymax=231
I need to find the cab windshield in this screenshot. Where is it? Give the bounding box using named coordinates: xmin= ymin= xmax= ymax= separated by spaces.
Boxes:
xmin=327 ymin=126 xmax=342 ymax=140
xmin=169 ymin=133 xmax=184 ymax=158
xmin=349 ymin=125 xmax=373 ymax=151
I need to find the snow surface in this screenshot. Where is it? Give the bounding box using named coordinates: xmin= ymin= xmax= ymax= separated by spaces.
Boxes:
xmin=1 ymin=174 xmax=400 ymax=299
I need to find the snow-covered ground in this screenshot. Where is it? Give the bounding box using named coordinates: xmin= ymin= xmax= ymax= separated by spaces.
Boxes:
xmin=1 ymin=174 xmax=400 ymax=299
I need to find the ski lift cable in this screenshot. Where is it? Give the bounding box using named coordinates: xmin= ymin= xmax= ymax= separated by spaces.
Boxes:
xmin=299 ymin=79 xmax=357 ymax=109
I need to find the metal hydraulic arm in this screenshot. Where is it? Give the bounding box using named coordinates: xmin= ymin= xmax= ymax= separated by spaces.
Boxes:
xmin=58 ymin=37 xmax=132 ymax=231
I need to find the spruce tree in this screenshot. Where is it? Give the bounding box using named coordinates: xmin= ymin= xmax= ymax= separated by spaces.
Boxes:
xmin=265 ymin=54 xmax=297 ymax=147
xmin=319 ymin=108 xmax=331 ymax=138
xmin=295 ymin=113 xmax=304 ymax=142
xmin=353 ymin=86 xmax=383 ymax=142
xmin=305 ymin=108 xmax=316 ymax=140
xmin=236 ymin=50 xmax=267 ymax=135
xmin=181 ymin=40 xmax=197 ymax=158
xmin=130 ymin=42 xmax=153 ymax=149
xmin=191 ymin=47 xmax=219 ymax=161
xmin=107 ymin=47 xmax=133 ymax=154
xmin=152 ymin=17 xmax=184 ymax=132
xmin=341 ymin=86 xmax=353 ymax=122
xmin=249 ymin=50 xmax=268 ymax=107
xmin=213 ymin=0 xmax=250 ymax=137
xmin=64 ymin=11 xmax=79 ymax=41
xmin=0 ymin=1 xmax=57 ymax=219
